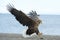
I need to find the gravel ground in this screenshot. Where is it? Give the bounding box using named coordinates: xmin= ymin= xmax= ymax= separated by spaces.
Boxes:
xmin=0 ymin=33 xmax=60 ymax=40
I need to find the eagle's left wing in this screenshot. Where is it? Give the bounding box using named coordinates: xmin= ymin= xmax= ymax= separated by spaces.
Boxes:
xmin=7 ymin=4 xmax=37 ymax=27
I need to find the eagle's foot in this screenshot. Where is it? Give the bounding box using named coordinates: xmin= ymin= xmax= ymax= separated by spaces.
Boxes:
xmin=38 ymin=32 xmax=43 ymax=39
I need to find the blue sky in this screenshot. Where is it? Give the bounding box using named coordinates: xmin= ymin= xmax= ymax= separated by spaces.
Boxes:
xmin=0 ymin=0 xmax=60 ymax=15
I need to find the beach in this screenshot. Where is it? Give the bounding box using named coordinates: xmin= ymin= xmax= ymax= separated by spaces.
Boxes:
xmin=0 ymin=33 xmax=60 ymax=40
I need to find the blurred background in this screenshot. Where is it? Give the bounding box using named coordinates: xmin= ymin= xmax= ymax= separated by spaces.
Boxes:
xmin=0 ymin=0 xmax=60 ymax=36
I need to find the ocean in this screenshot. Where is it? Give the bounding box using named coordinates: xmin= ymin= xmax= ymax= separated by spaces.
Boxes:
xmin=0 ymin=13 xmax=60 ymax=35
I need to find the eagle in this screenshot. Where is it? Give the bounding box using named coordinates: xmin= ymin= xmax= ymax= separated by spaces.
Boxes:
xmin=7 ymin=4 xmax=43 ymax=39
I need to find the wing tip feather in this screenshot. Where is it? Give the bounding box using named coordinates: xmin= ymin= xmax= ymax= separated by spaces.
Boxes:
xmin=6 ymin=4 xmax=14 ymax=12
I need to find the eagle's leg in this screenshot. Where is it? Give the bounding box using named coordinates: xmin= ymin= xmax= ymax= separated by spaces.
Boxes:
xmin=35 ymin=29 xmax=43 ymax=39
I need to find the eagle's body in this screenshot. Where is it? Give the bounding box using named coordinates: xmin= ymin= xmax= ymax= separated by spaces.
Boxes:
xmin=7 ymin=4 xmax=43 ymax=38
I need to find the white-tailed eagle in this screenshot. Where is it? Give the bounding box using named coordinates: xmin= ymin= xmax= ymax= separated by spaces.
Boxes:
xmin=7 ymin=4 xmax=43 ymax=38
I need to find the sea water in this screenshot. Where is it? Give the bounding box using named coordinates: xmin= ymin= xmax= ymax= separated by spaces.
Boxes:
xmin=0 ymin=13 xmax=60 ymax=35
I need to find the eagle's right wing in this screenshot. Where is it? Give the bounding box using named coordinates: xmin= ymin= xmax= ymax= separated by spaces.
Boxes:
xmin=7 ymin=5 xmax=36 ymax=27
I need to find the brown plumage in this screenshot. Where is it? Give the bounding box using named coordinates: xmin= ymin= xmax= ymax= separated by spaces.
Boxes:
xmin=7 ymin=4 xmax=42 ymax=36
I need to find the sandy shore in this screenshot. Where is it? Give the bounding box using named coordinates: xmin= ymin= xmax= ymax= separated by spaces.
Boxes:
xmin=0 ymin=33 xmax=60 ymax=40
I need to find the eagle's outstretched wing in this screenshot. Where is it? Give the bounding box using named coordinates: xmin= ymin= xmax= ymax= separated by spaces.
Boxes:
xmin=7 ymin=5 xmax=36 ymax=27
